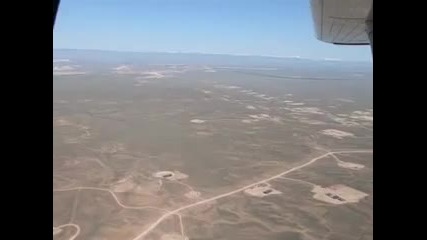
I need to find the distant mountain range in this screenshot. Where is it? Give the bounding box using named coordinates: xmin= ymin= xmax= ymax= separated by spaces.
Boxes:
xmin=53 ymin=49 xmax=372 ymax=69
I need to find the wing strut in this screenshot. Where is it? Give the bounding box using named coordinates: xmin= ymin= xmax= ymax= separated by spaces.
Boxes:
xmin=366 ymin=6 xmax=373 ymax=56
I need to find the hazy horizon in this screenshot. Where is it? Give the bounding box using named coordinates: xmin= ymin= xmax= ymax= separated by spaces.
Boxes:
xmin=53 ymin=48 xmax=373 ymax=64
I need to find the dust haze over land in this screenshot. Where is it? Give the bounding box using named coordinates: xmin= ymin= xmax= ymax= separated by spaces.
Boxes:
xmin=53 ymin=50 xmax=372 ymax=240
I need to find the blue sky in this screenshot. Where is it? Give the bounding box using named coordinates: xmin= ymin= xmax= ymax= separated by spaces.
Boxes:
xmin=54 ymin=0 xmax=372 ymax=62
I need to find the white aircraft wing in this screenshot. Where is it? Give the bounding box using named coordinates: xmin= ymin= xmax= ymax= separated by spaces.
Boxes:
xmin=310 ymin=0 xmax=373 ymax=46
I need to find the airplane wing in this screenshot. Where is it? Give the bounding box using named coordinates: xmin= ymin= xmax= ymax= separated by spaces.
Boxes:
xmin=310 ymin=0 xmax=373 ymax=53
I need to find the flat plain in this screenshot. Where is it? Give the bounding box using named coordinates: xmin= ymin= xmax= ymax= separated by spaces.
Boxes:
xmin=53 ymin=52 xmax=372 ymax=240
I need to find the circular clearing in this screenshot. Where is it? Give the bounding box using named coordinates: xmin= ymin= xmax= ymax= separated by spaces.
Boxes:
xmin=153 ymin=171 xmax=175 ymax=180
